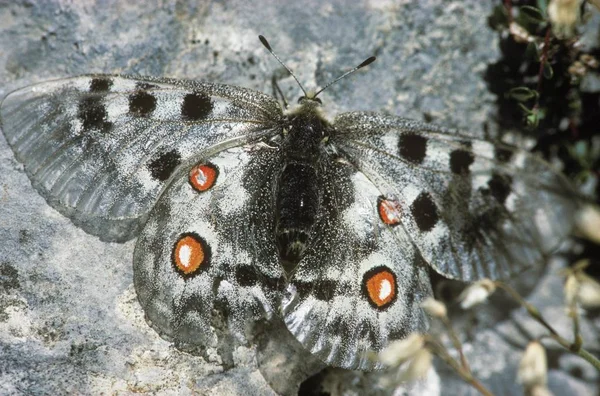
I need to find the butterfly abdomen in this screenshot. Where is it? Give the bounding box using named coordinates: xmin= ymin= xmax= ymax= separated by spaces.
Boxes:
xmin=275 ymin=105 xmax=329 ymax=272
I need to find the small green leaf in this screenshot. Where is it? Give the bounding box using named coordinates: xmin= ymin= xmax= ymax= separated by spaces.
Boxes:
xmin=542 ymin=62 xmax=554 ymax=79
xmin=536 ymin=0 xmax=548 ymax=15
xmin=526 ymin=112 xmax=540 ymax=128
xmin=517 ymin=103 xmax=534 ymax=115
xmin=520 ymin=6 xmax=546 ymax=23
xmin=508 ymin=87 xmax=539 ymax=102
xmin=488 ymin=5 xmax=509 ymax=30
xmin=525 ymin=42 xmax=540 ymax=62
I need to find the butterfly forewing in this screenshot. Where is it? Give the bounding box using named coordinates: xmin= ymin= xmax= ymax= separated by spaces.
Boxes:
xmin=332 ymin=112 xmax=579 ymax=281
xmin=0 ymin=75 xmax=282 ymax=242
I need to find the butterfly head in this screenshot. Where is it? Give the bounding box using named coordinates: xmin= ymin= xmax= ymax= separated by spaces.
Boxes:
xmin=297 ymin=93 xmax=323 ymax=106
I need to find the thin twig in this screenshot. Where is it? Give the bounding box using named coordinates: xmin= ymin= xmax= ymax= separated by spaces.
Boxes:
xmin=426 ymin=337 xmax=495 ymax=396
xmin=441 ymin=316 xmax=470 ymax=372
xmin=504 ymin=0 xmax=513 ymax=25
xmin=494 ymin=282 xmax=600 ymax=371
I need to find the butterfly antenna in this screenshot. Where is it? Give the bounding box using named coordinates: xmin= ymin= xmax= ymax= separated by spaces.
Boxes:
xmin=259 ymin=35 xmax=308 ymax=97
xmin=313 ymin=56 xmax=376 ymax=98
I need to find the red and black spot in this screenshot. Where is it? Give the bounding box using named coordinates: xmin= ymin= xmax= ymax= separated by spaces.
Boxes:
xmin=171 ymin=232 xmax=211 ymax=278
xmin=147 ymin=149 xmax=181 ymax=181
xmin=361 ymin=266 xmax=397 ymax=310
xmin=377 ymin=196 xmax=402 ymax=226
xmin=398 ymin=133 xmax=427 ymax=165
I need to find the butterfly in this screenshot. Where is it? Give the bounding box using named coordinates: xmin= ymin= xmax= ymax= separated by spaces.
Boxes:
xmin=0 ymin=36 xmax=580 ymax=371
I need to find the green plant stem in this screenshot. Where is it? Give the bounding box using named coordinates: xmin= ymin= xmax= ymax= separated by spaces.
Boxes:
xmin=495 ymin=282 xmax=600 ymax=371
xmin=426 ymin=338 xmax=494 ymax=396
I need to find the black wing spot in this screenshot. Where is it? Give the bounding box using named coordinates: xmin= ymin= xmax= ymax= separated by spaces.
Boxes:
xmin=129 ymin=90 xmax=157 ymax=117
xmin=181 ymin=92 xmax=213 ymax=120
xmin=235 ymin=266 xmax=259 ymax=287
xmin=313 ymin=279 xmax=336 ymax=301
xmin=450 ymin=149 xmax=474 ymax=174
xmin=411 ymin=192 xmax=439 ymax=232
xmin=89 ymin=77 xmax=112 ymax=92
xmin=147 ymin=150 xmax=181 ymax=181
xmin=78 ymin=97 xmax=112 ymax=132
xmin=398 ymin=133 xmax=427 ymax=165
xmin=495 ymin=146 xmax=513 ymax=162
xmin=488 ymin=173 xmax=512 ymax=204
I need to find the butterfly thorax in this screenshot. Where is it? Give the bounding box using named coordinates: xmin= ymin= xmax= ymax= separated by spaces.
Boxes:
xmin=276 ymin=100 xmax=331 ymax=274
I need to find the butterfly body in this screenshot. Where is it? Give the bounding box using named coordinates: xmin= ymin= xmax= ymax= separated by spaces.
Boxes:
xmin=0 ymin=67 xmax=580 ymax=370
xmin=276 ymin=98 xmax=332 ymax=268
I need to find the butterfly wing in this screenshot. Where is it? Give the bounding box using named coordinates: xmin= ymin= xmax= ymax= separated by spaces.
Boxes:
xmin=281 ymin=155 xmax=432 ymax=370
xmin=0 ymin=75 xmax=282 ymax=241
xmin=331 ymin=112 xmax=579 ymax=281
xmin=133 ymin=145 xmax=285 ymax=346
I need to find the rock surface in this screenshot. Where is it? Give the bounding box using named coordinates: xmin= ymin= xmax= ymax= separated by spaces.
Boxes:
xmin=0 ymin=1 xmax=598 ymax=395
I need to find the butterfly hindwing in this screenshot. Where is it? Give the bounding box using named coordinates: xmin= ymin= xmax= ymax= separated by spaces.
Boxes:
xmin=332 ymin=112 xmax=579 ymax=281
xmin=282 ymin=155 xmax=431 ymax=370
xmin=133 ymin=145 xmax=285 ymax=346
xmin=0 ymin=75 xmax=282 ymax=241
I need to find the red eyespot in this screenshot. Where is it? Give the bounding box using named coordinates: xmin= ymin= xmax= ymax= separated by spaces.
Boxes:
xmin=189 ymin=163 xmax=218 ymax=192
xmin=173 ymin=234 xmax=208 ymax=275
xmin=377 ymin=196 xmax=402 ymax=226
xmin=363 ymin=267 xmax=397 ymax=310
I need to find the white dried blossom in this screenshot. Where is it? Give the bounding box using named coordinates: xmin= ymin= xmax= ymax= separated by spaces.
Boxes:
xmin=563 ymin=260 xmax=600 ymax=309
xmin=420 ymin=297 xmax=447 ymax=319
xmin=575 ymin=204 xmax=600 ymax=244
xmin=458 ymin=279 xmax=496 ymax=309
xmin=530 ymin=385 xmax=554 ymax=396
xmin=378 ymin=333 xmax=424 ymax=367
xmin=518 ymin=341 xmax=548 ymax=389
xmin=399 ymin=349 xmax=433 ymax=382
xmin=510 ymin=22 xmax=534 ymax=43
xmin=564 ymin=272 xmax=580 ymax=307
xmin=548 ymin=0 xmax=583 ymax=38
xmin=576 ymin=272 xmax=600 ymax=309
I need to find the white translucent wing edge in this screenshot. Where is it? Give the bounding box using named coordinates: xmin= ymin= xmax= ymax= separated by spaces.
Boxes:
xmin=0 ymin=75 xmax=282 ymax=241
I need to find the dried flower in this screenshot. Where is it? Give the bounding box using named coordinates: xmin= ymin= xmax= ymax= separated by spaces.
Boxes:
xmin=420 ymin=297 xmax=447 ymax=319
xmin=399 ymin=349 xmax=433 ymax=382
xmin=510 ymin=22 xmax=534 ymax=43
xmin=575 ymin=205 xmax=600 ymax=244
xmin=564 ymin=260 xmax=600 ymax=310
xmin=530 ymin=384 xmax=554 ymax=396
xmin=518 ymin=341 xmax=548 ymax=389
xmin=568 ymin=61 xmax=587 ymax=77
xmin=458 ymin=279 xmax=496 ymax=309
xmin=580 ymin=54 xmax=599 ymax=69
xmin=564 ymin=272 xmax=580 ymax=307
xmin=378 ymin=333 xmax=424 ymax=367
xmin=548 ymin=0 xmax=582 ymax=38
xmin=576 ymin=272 xmax=600 ymax=309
